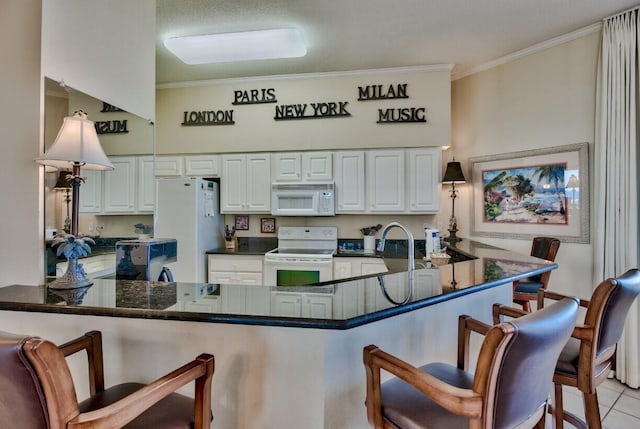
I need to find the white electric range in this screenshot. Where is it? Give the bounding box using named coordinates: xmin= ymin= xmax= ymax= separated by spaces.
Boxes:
xmin=263 ymin=226 xmax=337 ymax=286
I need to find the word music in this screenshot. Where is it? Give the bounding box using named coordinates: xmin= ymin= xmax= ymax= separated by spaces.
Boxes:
xmin=358 ymin=83 xmax=408 ymax=101
xmin=182 ymin=110 xmax=235 ymax=126
xmin=233 ymin=88 xmax=277 ymax=105
xmin=95 ymin=119 xmax=128 ymax=134
xmin=100 ymin=102 xmax=124 ymax=112
xmin=377 ymin=107 xmax=426 ymax=124
xmin=274 ymin=101 xmax=351 ymax=120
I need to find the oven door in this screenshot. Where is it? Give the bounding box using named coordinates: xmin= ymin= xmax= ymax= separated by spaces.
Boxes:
xmin=263 ymin=257 xmax=333 ymax=286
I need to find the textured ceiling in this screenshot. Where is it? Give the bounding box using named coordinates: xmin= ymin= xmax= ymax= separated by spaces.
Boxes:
xmin=156 ymin=0 xmax=639 ymax=85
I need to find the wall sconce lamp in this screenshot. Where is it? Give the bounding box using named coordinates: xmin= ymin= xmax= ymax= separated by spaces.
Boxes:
xmin=36 ymin=110 xmax=114 ymax=289
xmin=53 ymin=171 xmax=72 ymax=234
xmin=442 ymin=159 xmax=466 ymax=243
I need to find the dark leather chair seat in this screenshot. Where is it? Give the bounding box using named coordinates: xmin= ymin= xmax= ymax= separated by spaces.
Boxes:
xmin=381 ymin=363 xmax=472 ymax=428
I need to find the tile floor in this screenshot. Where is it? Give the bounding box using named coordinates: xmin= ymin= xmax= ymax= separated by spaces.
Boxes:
xmin=549 ymin=378 xmax=640 ymax=428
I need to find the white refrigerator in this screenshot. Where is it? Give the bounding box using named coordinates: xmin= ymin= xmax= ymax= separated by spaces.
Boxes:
xmin=155 ymin=177 xmax=224 ymax=283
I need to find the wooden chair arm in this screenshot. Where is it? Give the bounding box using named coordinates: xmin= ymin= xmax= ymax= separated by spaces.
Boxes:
xmin=457 ymin=315 xmax=492 ymax=371
xmin=68 ymin=353 xmax=214 ymax=429
xmin=58 ymin=331 xmax=104 ymax=394
xmin=492 ymin=304 xmax=528 ymax=324
xmin=363 ymin=345 xmax=482 ymax=427
xmin=537 ymin=289 xmax=590 ymax=309
xmin=571 ymin=324 xmax=594 ymax=341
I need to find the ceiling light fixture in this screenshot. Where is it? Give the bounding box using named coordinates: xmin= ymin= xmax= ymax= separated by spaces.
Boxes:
xmin=164 ymin=28 xmax=307 ymax=64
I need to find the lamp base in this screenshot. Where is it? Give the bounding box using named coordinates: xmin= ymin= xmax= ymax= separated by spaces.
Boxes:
xmin=444 ymin=229 xmax=462 ymax=243
xmin=48 ymin=258 xmax=94 ymax=290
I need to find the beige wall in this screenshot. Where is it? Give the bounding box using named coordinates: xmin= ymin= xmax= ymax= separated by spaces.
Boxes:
xmin=451 ymin=30 xmax=600 ymax=299
xmin=0 ymin=0 xmax=43 ymax=287
xmin=156 ymin=67 xmax=451 ymax=154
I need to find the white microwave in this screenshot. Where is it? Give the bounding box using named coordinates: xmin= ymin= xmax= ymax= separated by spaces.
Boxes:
xmin=271 ymin=182 xmax=335 ymax=216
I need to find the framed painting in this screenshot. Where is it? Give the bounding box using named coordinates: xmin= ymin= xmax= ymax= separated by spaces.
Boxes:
xmin=470 ymin=142 xmax=589 ymax=243
xmin=234 ymin=215 xmax=249 ymax=231
xmin=261 ymin=217 xmax=276 ymax=233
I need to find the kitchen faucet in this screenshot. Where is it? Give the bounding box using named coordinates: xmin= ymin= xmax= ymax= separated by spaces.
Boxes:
xmin=378 ymin=222 xmax=415 ymax=285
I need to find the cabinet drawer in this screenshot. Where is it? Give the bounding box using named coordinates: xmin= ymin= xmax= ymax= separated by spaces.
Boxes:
xmin=208 ymin=272 xmax=237 ymax=284
xmin=208 ymin=255 xmax=263 ymax=272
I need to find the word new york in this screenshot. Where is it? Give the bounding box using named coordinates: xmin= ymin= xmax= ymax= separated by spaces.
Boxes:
xmin=274 ymin=102 xmax=351 ymax=120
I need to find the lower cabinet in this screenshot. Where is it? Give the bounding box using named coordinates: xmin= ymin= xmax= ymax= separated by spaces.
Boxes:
xmin=333 ymin=257 xmax=388 ymax=280
xmin=208 ymin=254 xmax=263 ymax=285
xmin=270 ymin=291 xmax=333 ymax=319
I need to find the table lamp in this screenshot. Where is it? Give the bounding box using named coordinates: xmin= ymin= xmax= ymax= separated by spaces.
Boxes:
xmin=36 ymin=110 xmax=114 ymax=289
xmin=442 ymin=159 xmax=466 ymax=243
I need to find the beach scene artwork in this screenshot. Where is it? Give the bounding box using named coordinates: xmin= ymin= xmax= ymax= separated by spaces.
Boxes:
xmin=482 ymin=162 xmax=572 ymax=225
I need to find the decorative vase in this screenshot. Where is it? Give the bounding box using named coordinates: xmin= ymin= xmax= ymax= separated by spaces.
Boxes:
xmin=48 ymin=258 xmax=93 ymax=290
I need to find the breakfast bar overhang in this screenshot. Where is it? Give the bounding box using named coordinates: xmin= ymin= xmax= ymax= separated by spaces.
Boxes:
xmin=0 ymin=241 xmax=556 ymax=429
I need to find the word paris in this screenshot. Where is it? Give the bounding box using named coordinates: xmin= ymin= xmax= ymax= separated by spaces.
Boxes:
xmin=179 ymin=82 xmax=428 ymax=126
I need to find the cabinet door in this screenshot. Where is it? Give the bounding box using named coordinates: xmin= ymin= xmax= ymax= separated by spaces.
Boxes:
xmin=303 ymin=294 xmax=333 ymax=319
xmin=245 ymin=154 xmax=271 ymax=211
xmin=137 ymin=156 xmax=155 ymax=212
xmin=271 ymin=292 xmax=302 ymax=317
xmin=272 ymin=152 xmax=301 ymax=182
xmin=185 ymin=155 xmax=220 ymax=177
xmin=221 ymin=155 xmax=246 ymax=212
xmin=302 ymin=152 xmax=333 ymax=181
xmin=103 ymin=157 xmax=136 ymax=212
xmin=333 ymin=259 xmax=353 ymax=280
xmin=79 ymin=169 xmax=102 ymax=213
xmin=334 ymin=151 xmax=365 ymax=212
xmin=367 ymin=150 xmax=405 ymax=212
xmin=155 ymin=156 xmax=183 ymax=177
xmin=408 ymin=148 xmax=441 ymax=212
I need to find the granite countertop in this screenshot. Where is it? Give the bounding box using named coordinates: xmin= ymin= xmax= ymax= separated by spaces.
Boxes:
xmin=206 ymin=237 xmax=277 ymax=255
xmin=0 ymin=240 xmax=557 ymax=330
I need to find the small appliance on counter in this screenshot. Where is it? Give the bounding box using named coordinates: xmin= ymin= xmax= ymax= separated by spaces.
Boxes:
xmin=115 ymin=238 xmax=177 ymax=281
xmin=423 ymin=227 xmax=441 ymax=261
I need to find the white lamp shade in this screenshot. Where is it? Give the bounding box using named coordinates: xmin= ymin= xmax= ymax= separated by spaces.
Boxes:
xmin=36 ymin=113 xmax=114 ymax=170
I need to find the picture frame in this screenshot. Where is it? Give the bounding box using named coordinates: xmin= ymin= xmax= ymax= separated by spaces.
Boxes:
xmin=234 ymin=215 xmax=249 ymax=231
xmin=469 ymin=142 xmax=589 ymax=243
xmin=261 ymin=217 xmax=276 ymax=233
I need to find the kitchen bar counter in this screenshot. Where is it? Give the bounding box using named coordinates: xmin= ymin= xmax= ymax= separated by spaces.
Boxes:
xmin=0 ymin=240 xmax=554 ymax=329
xmin=0 ymin=240 xmax=556 ymax=429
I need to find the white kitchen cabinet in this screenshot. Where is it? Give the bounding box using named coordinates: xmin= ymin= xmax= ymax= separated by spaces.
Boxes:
xmin=155 ymin=155 xmax=184 ymax=177
xmin=272 ymin=151 xmax=332 ymax=182
xmin=137 ymin=155 xmax=155 ymax=212
xmin=334 ymin=151 xmax=366 ymax=212
xmin=364 ymin=268 xmax=442 ymax=312
xmin=367 ymin=149 xmax=405 ymax=212
xmin=208 ymin=254 xmax=264 ymax=285
xmin=407 ymin=147 xmax=441 ymax=212
xmin=79 ymin=169 xmax=102 ymax=213
xmin=185 ymin=155 xmax=220 ymax=177
xmin=220 ymin=284 xmax=270 ymax=316
xmin=184 ymin=296 xmax=221 ymax=313
xmin=221 ymin=153 xmax=271 ymax=212
xmin=270 ymin=291 xmax=333 ymax=319
xmin=81 ymin=156 xmax=152 ymax=215
xmin=333 ymin=257 xmax=388 ymax=280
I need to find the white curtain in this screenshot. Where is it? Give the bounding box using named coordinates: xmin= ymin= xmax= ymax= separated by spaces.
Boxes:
xmin=594 ymin=8 xmax=640 ymax=388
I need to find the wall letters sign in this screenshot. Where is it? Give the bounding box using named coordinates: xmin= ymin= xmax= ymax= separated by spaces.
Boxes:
xmin=181 ymin=110 xmax=235 ymax=126
xmin=358 ymin=83 xmax=408 ymax=101
xmin=95 ymin=119 xmax=128 ymax=134
xmin=232 ymin=88 xmax=277 ymax=105
xmin=377 ymin=107 xmax=426 ymax=124
xmin=274 ymin=101 xmax=351 ymax=121
xmin=100 ymin=102 xmax=124 ymax=112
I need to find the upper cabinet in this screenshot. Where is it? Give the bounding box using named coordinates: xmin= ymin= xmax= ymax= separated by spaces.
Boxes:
xmin=155 ymin=155 xmax=220 ymax=178
xmin=407 ymin=148 xmax=441 ymax=212
xmin=335 ymin=147 xmax=441 ymax=214
xmin=367 ymin=150 xmax=405 ymax=212
xmin=334 ymin=151 xmax=366 ymax=212
xmin=221 ymin=154 xmax=271 ymax=213
xmin=79 ymin=155 xmax=154 ymax=215
xmin=272 ymin=151 xmax=333 ymax=182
